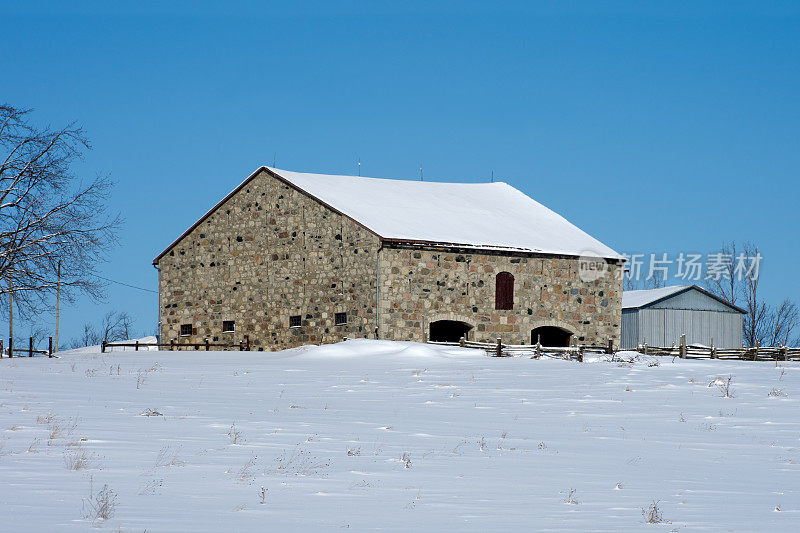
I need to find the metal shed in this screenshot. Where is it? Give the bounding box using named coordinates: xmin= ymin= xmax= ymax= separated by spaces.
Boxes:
xmin=621 ymin=285 xmax=746 ymax=350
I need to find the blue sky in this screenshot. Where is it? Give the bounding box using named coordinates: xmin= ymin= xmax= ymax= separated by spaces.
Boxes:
xmin=2 ymin=1 xmax=798 ymax=344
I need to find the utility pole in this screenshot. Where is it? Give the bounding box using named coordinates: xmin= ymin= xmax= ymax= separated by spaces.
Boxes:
xmin=55 ymin=261 xmax=61 ymax=353
xmin=8 ymin=281 xmax=12 ymax=356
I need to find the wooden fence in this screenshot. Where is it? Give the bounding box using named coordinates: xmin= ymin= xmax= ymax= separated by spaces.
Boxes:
xmin=429 ymin=334 xmax=800 ymax=363
xmin=0 ymin=337 xmax=56 ymax=359
xmin=428 ymin=336 xmax=614 ymax=361
xmin=6 ymin=330 xmax=796 ymax=362
xmin=636 ymin=334 xmax=800 ymax=361
xmin=102 ymin=335 xmax=251 ymax=353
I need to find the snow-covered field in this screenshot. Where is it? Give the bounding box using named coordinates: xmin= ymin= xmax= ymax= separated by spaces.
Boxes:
xmin=1 ymin=339 xmax=799 ymax=531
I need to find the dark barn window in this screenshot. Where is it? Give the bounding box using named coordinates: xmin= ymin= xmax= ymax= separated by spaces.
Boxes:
xmin=222 ymin=320 xmax=235 ymax=333
xmin=335 ymin=312 xmax=347 ymax=325
xmin=180 ymin=323 xmax=192 ymax=336
xmin=495 ymin=272 xmax=514 ymax=310
xmin=289 ymin=315 xmax=301 ymax=328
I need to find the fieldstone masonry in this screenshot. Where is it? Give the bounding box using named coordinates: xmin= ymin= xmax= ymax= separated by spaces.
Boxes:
xmin=378 ymin=247 xmax=621 ymax=345
xmin=156 ymin=168 xmax=622 ymax=350
xmin=158 ymin=170 xmax=379 ymax=350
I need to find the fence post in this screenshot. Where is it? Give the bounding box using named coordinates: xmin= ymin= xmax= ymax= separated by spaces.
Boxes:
xmin=710 ymin=338 xmax=717 ymax=359
xmin=246 ymin=335 xmax=250 ymax=351
xmin=606 ymin=338 xmax=613 ymax=355
xmin=0 ymin=339 xmax=3 ymax=358
xmin=679 ymin=334 xmax=686 ymax=359
xmin=578 ymin=345 xmax=584 ymax=363
xmin=28 ymin=337 xmax=33 ymax=357
xmin=643 ymin=337 xmax=647 ymax=356
xmin=101 ymin=340 xmax=106 ymax=353
xmin=205 ymin=339 xmax=210 ymax=351
xmin=170 ymin=339 xmax=175 ymax=351
xmin=49 ymin=337 xmax=53 ymax=358
xmin=8 ymin=338 xmax=12 ymax=358
xmin=459 ymin=336 xmax=465 ymax=348
xmin=536 ymin=335 xmax=541 ymax=359
xmin=496 ymin=337 xmax=502 ymax=357
xmin=135 ymin=340 xmax=139 ymax=351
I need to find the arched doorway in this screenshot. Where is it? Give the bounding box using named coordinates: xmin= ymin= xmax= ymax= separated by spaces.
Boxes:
xmin=531 ymin=326 xmax=572 ymax=347
xmin=429 ymin=320 xmax=473 ymax=343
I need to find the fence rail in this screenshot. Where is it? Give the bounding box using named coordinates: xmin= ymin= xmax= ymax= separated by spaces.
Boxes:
xmin=637 ymin=335 xmax=800 ymax=361
xmin=0 ymin=337 xmax=56 ymax=359
xmin=7 ymin=331 xmax=796 ymax=363
xmin=102 ymin=335 xmax=251 ymax=353
xmin=430 ymin=334 xmax=800 ymax=363
xmin=428 ymin=336 xmax=613 ymax=360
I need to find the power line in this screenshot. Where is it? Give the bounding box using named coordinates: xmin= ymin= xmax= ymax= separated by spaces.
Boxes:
xmin=90 ymin=273 xmax=156 ymax=294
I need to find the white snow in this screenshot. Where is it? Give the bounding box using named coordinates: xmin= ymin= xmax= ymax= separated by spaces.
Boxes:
xmin=2 ymin=339 xmax=799 ymax=531
xmin=622 ymin=285 xmax=691 ymax=309
xmin=267 ymin=167 xmax=622 ymax=259
xmin=583 ymin=350 xmax=661 ymax=365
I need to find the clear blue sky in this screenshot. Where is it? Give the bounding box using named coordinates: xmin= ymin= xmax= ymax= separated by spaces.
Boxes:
xmin=2 ymin=1 xmax=798 ymax=344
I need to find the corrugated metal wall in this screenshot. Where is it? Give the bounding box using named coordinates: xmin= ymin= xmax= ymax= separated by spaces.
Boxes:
xmin=638 ymin=308 xmax=666 ymax=347
xmin=621 ymin=310 xmax=639 ymax=350
xmin=621 ymin=288 xmax=744 ymax=349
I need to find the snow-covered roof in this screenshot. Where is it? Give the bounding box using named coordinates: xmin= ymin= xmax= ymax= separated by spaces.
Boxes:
xmin=268 ymin=167 xmax=621 ymax=258
xmin=622 ymin=285 xmax=746 ymax=313
xmin=622 ymin=286 xmax=691 ymax=309
xmin=154 ymin=166 xmax=622 ymax=264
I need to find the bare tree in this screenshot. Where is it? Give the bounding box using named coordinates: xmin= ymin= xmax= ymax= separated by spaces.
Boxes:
xmin=99 ymin=311 xmax=133 ymax=342
xmin=69 ymin=323 xmax=99 ymax=349
xmin=706 ymin=240 xmax=798 ymax=347
xmin=0 ymin=105 xmax=120 ymax=317
xmin=644 ymin=270 xmax=666 ymax=290
xmin=764 ymin=299 xmax=799 ymax=347
xmin=622 ymin=254 xmax=666 ymax=291
xmin=7 ymin=324 xmax=49 ymax=354
xmin=69 ymin=310 xmax=134 ymax=348
xmin=27 ymin=324 xmax=48 ymax=350
xmin=741 ymin=242 xmax=768 ymax=347
xmin=705 ymin=241 xmax=738 ymax=306
xmin=623 ymin=267 xmax=639 ymax=291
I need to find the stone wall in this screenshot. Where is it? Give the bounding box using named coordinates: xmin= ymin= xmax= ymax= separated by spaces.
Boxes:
xmin=377 ymin=246 xmax=622 ymax=345
xmin=158 ymin=169 xmax=380 ymax=350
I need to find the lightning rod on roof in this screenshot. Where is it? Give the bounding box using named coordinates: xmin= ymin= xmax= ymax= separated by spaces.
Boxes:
xmin=419 ymin=166 xmax=423 ymax=181
xmin=273 ymin=152 xmax=276 ymax=167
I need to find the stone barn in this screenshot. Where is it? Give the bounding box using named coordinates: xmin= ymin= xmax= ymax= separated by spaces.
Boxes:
xmin=153 ymin=167 xmax=624 ymax=350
